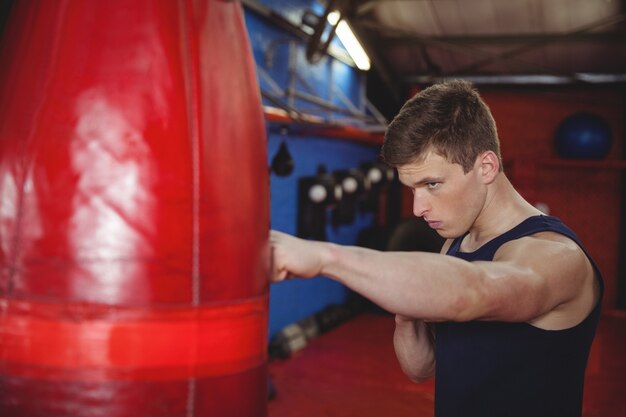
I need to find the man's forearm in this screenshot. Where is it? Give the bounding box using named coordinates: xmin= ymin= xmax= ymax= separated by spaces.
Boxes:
xmin=319 ymin=242 xmax=482 ymax=321
xmin=393 ymin=317 xmax=435 ymax=382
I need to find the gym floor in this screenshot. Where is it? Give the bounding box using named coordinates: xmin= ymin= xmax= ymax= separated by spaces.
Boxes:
xmin=268 ymin=311 xmax=626 ymax=417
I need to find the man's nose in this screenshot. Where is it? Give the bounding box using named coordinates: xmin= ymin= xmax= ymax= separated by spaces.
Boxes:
xmin=413 ymin=191 xmax=430 ymax=217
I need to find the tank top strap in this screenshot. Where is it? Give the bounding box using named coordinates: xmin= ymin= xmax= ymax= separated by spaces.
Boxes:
xmin=446 ymin=234 xmax=465 ymax=255
xmin=447 ymin=215 xmax=577 ymax=261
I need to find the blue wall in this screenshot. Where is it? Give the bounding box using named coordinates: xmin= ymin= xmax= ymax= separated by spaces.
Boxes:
xmin=244 ymin=1 xmax=380 ymax=338
xmin=267 ymin=135 xmax=379 ymax=337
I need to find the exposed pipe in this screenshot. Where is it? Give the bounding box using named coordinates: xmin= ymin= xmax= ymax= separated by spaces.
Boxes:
xmin=404 ymin=73 xmax=626 ymax=85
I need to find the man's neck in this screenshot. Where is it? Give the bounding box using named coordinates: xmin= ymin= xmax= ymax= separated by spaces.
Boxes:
xmin=462 ymin=174 xmax=542 ymax=252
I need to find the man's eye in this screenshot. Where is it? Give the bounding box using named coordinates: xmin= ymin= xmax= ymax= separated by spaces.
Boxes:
xmin=427 ymin=182 xmax=440 ymax=190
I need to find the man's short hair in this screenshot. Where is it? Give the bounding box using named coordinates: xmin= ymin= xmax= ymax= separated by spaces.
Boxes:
xmin=382 ymin=80 xmax=502 ymax=173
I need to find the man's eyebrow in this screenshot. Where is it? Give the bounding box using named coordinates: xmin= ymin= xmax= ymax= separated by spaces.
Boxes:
xmin=413 ymin=176 xmax=444 ymax=186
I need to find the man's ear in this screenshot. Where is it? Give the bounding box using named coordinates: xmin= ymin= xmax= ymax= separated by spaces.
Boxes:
xmin=477 ymin=151 xmax=500 ymax=184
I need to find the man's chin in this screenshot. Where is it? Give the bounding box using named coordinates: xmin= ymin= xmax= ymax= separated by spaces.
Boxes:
xmin=436 ymin=229 xmax=464 ymax=240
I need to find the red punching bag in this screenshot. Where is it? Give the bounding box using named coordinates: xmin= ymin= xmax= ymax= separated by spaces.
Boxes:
xmin=0 ymin=1 xmax=269 ymax=416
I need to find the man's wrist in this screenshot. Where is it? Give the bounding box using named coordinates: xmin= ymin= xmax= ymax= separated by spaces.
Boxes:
xmin=395 ymin=314 xmax=414 ymax=325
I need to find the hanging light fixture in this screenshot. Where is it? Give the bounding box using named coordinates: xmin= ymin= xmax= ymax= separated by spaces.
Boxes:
xmin=327 ymin=11 xmax=371 ymax=71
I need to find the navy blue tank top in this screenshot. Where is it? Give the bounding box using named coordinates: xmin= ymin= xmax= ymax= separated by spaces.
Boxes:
xmin=435 ymin=215 xmax=603 ymax=417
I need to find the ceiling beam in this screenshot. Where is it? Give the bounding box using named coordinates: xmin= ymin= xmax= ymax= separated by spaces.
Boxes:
xmin=404 ymin=73 xmax=626 ymax=85
xmin=451 ymin=12 xmax=626 ymax=74
xmin=355 ymin=19 xmax=556 ymax=74
xmin=356 ymin=12 xmax=626 ymax=76
xmin=376 ymin=31 xmax=626 ymax=46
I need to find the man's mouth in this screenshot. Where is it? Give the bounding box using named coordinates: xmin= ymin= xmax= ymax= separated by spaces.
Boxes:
xmin=425 ymin=220 xmax=442 ymax=229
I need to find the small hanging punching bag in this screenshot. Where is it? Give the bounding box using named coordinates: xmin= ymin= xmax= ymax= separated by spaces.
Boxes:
xmin=0 ymin=1 xmax=269 ymax=416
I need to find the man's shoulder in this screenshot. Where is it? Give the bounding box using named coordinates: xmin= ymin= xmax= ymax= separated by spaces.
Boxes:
xmin=494 ymin=230 xmax=585 ymax=264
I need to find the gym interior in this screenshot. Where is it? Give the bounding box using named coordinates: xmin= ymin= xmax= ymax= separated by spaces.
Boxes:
xmin=0 ymin=0 xmax=624 ymax=416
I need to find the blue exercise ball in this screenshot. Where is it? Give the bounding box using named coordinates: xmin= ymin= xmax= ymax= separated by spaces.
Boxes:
xmin=554 ymin=112 xmax=612 ymax=159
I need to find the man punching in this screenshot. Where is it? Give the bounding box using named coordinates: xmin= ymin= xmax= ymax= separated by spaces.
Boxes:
xmin=270 ymin=80 xmax=602 ymax=417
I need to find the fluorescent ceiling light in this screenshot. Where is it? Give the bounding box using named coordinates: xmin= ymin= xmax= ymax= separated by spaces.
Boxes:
xmin=327 ymin=11 xmax=371 ymax=71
